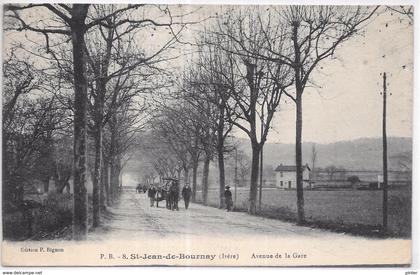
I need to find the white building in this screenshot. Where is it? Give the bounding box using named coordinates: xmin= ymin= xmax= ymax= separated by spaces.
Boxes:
xmin=275 ymin=164 xmax=311 ymax=189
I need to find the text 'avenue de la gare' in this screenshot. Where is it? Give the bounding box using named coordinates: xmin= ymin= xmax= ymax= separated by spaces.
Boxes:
xmin=251 ymin=252 xmax=308 ymax=259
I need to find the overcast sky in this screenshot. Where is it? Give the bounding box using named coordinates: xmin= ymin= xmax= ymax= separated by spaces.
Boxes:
xmin=179 ymin=6 xmax=414 ymax=144
xmin=256 ymin=10 xmax=413 ymax=144
xmin=4 ymin=5 xmax=413 ymax=145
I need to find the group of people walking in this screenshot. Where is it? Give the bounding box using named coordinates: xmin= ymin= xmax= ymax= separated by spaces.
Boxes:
xmin=147 ymin=181 xmax=192 ymax=210
xmin=146 ymin=181 xmax=233 ymax=212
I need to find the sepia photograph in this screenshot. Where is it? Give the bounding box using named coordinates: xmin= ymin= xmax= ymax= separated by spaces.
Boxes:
xmin=1 ymin=2 xmax=415 ymax=267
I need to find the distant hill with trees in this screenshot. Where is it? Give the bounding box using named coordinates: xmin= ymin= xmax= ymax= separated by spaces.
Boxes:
xmin=234 ymin=137 xmax=412 ymax=171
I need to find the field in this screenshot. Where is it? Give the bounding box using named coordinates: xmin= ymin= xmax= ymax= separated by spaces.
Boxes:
xmin=196 ymin=187 xmax=411 ymax=237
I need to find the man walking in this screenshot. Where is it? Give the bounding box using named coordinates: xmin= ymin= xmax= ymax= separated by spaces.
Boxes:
xmin=148 ymin=185 xmax=157 ymax=207
xmin=181 ymin=183 xmax=192 ymax=209
xmin=169 ymin=180 xmax=180 ymax=211
xmin=224 ymin=186 xmax=233 ymax=212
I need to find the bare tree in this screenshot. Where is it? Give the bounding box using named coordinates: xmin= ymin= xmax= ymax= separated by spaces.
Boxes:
xmin=386 ymin=6 xmax=413 ymax=23
xmin=2 ymin=53 xmax=39 ymax=204
xmin=324 ymin=165 xmax=346 ymax=181
xmin=5 ymin=4 xmax=155 ymax=239
xmin=277 ymin=6 xmax=378 ymax=223
xmin=212 ymin=5 xmax=379 ymax=221
xmin=222 ymin=6 xmax=379 ymax=222
xmin=210 ymin=8 xmax=293 ymax=214
xmin=2 ymin=48 xmax=72 ymax=209
xmin=6 ymin=3 xmax=98 ymax=240
xmin=83 ymin=5 xmax=182 ymax=227
xmin=5 ymin=4 xmax=192 ymax=235
xmin=151 ymin=107 xmax=193 ymax=180
xmin=145 ymin=63 xmax=220 ymax=204
xmin=189 ymin=33 xmax=239 ymax=208
xmin=141 ymin=139 xmax=180 ymax=181
xmin=227 ymin=148 xmax=251 ymax=187
xmin=179 ymin=71 xmax=221 ymax=205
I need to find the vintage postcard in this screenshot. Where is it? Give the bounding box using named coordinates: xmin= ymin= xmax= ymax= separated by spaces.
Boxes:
xmin=1 ymin=3 xmax=414 ymax=267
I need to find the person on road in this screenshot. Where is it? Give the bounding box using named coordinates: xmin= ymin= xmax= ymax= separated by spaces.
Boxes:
xmin=224 ymin=186 xmax=233 ymax=212
xmin=169 ymin=180 xmax=180 ymax=211
xmin=148 ymin=185 xmax=157 ymax=207
xmin=136 ymin=184 xmax=142 ymax=193
xmin=181 ymin=183 xmax=192 ymax=210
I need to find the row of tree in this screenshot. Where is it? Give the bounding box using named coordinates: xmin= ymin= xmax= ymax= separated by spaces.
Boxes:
xmin=142 ymin=6 xmax=379 ymax=219
xmin=3 ymin=4 xmax=412 ymax=239
xmin=3 ymin=4 xmax=187 ymax=239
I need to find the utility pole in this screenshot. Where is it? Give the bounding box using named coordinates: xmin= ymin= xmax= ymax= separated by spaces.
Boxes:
xmin=382 ymin=72 xmax=389 ymax=230
xmin=234 ymin=147 xmax=238 ymax=209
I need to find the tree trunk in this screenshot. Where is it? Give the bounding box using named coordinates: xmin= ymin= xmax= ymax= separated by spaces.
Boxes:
xmin=113 ymin=157 xmax=122 ymax=191
xmin=258 ymin=144 xmax=263 ymax=212
xmin=93 ymin=23 xmax=112 ymax=214
xmin=177 ymin=169 xmax=181 ymax=182
xmin=109 ymin=157 xmax=119 ymax=201
xmin=104 ymin=162 xmax=110 ymax=206
xmin=217 ymin=147 xmax=225 ymax=209
xmin=216 ymin=96 xmax=227 ymax=209
xmin=100 ymin=158 xmax=106 ymax=210
xmin=92 ymin=68 xmax=106 ymax=227
xmin=109 ymin=158 xmax=120 ymax=198
xmin=202 ymin=153 xmax=211 ymax=206
xmin=117 ymin=158 xmax=122 ymax=188
xmin=109 ymin=159 xmax=114 ymax=200
xmin=382 ymin=72 xmax=388 ymax=229
xmin=183 ymin=167 xmax=189 ymax=185
xmin=71 ymin=4 xmax=90 ymax=241
xmin=291 ymin=21 xmax=305 ymax=225
xmin=2 ymin=139 xmax=9 ymax=209
xmin=191 ymin=157 xmax=198 ymax=203
xmin=109 ymin=110 xmax=117 ymax=201
xmin=44 ymin=176 xmax=50 ymax=193
xmin=295 ymin=91 xmax=305 ymax=224
xmin=92 ymin=124 xmax=102 ymax=227
xmin=248 ymin=143 xmax=260 ymax=215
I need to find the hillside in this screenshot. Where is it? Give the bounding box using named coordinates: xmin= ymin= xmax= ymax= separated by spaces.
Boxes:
xmin=235 ymin=137 xmax=412 ymax=171
xmin=124 ymin=136 xmax=412 ymax=186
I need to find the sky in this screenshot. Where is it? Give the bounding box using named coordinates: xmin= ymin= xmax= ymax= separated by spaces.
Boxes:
xmin=256 ymin=10 xmax=413 ymax=144
xmin=173 ymin=5 xmax=414 ymax=144
xmin=108 ymin=5 xmax=413 ymax=145
xmin=3 ymin=5 xmax=413 ymax=145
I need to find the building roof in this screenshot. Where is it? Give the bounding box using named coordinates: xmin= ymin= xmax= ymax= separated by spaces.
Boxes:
xmin=274 ymin=164 xmax=310 ymax=172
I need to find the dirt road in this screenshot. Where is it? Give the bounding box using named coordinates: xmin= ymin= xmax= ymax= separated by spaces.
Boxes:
xmin=88 ymin=188 xmax=373 ymax=241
